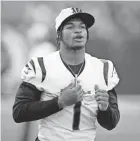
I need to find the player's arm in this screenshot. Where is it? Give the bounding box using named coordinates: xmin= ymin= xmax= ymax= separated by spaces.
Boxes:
xmin=96 ymin=60 xmax=120 ymax=130
xmin=97 ymin=88 xmax=120 ymax=130
xmin=13 ymin=58 xmax=62 ymax=123
xmin=13 ymin=82 xmax=62 ymax=123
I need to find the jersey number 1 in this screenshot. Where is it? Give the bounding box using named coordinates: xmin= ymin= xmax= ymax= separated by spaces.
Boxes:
xmin=72 ymin=101 xmax=82 ymax=130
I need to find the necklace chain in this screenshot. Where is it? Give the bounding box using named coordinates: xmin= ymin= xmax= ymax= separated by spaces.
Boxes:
xmin=66 ymin=61 xmax=84 ymax=86
xmin=59 ymin=52 xmax=84 ymax=85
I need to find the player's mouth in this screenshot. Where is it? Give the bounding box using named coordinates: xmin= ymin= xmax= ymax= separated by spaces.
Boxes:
xmin=73 ymin=35 xmax=84 ymax=41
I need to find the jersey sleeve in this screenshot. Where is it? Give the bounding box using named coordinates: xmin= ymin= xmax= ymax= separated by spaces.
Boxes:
xmin=21 ymin=57 xmax=43 ymax=91
xmin=107 ymin=60 xmax=120 ymax=91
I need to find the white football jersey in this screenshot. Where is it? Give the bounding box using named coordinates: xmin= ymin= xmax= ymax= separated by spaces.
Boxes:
xmin=21 ymin=51 xmax=119 ymax=141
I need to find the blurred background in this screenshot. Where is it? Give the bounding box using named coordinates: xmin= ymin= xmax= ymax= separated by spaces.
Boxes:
xmin=1 ymin=1 xmax=140 ymax=141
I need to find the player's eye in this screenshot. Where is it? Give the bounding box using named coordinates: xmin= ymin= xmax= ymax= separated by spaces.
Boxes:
xmin=65 ymin=24 xmax=73 ymax=29
xmin=80 ymin=24 xmax=86 ymax=29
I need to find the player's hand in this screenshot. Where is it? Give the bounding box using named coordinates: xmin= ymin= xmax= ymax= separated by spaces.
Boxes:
xmin=94 ymin=85 xmax=109 ymax=111
xmin=58 ymin=81 xmax=83 ymax=108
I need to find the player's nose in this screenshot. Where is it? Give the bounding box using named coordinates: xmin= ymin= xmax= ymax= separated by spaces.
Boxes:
xmin=74 ymin=28 xmax=82 ymax=33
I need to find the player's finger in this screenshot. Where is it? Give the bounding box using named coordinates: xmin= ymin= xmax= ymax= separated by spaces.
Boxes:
xmin=61 ymin=82 xmax=75 ymax=91
xmin=77 ymin=87 xmax=83 ymax=93
xmin=96 ymin=89 xmax=107 ymax=94
xmin=67 ymin=82 xmax=75 ymax=88
xmin=95 ymin=96 xmax=108 ymax=102
xmin=94 ymin=85 xmax=107 ymax=94
xmin=77 ymin=88 xmax=83 ymax=95
xmin=94 ymin=85 xmax=99 ymax=92
xmin=77 ymin=92 xmax=84 ymax=101
xmin=97 ymin=101 xmax=108 ymax=105
xmin=74 ymin=84 xmax=82 ymax=91
xmin=73 ymin=79 xmax=81 ymax=87
xmin=95 ymin=93 xmax=109 ymax=98
xmin=77 ymin=97 xmax=83 ymax=102
xmin=77 ymin=80 xmax=80 ymax=84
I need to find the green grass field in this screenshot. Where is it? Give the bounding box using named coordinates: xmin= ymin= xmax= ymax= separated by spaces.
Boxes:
xmin=1 ymin=94 xmax=140 ymax=141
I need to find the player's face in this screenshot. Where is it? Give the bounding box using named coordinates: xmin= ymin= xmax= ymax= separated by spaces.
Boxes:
xmin=61 ymin=18 xmax=88 ymax=50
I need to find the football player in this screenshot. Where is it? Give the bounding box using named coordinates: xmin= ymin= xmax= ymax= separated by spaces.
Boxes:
xmin=13 ymin=7 xmax=120 ymax=141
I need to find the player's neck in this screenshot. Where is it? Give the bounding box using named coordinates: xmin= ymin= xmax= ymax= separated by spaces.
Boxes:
xmin=59 ymin=46 xmax=85 ymax=65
